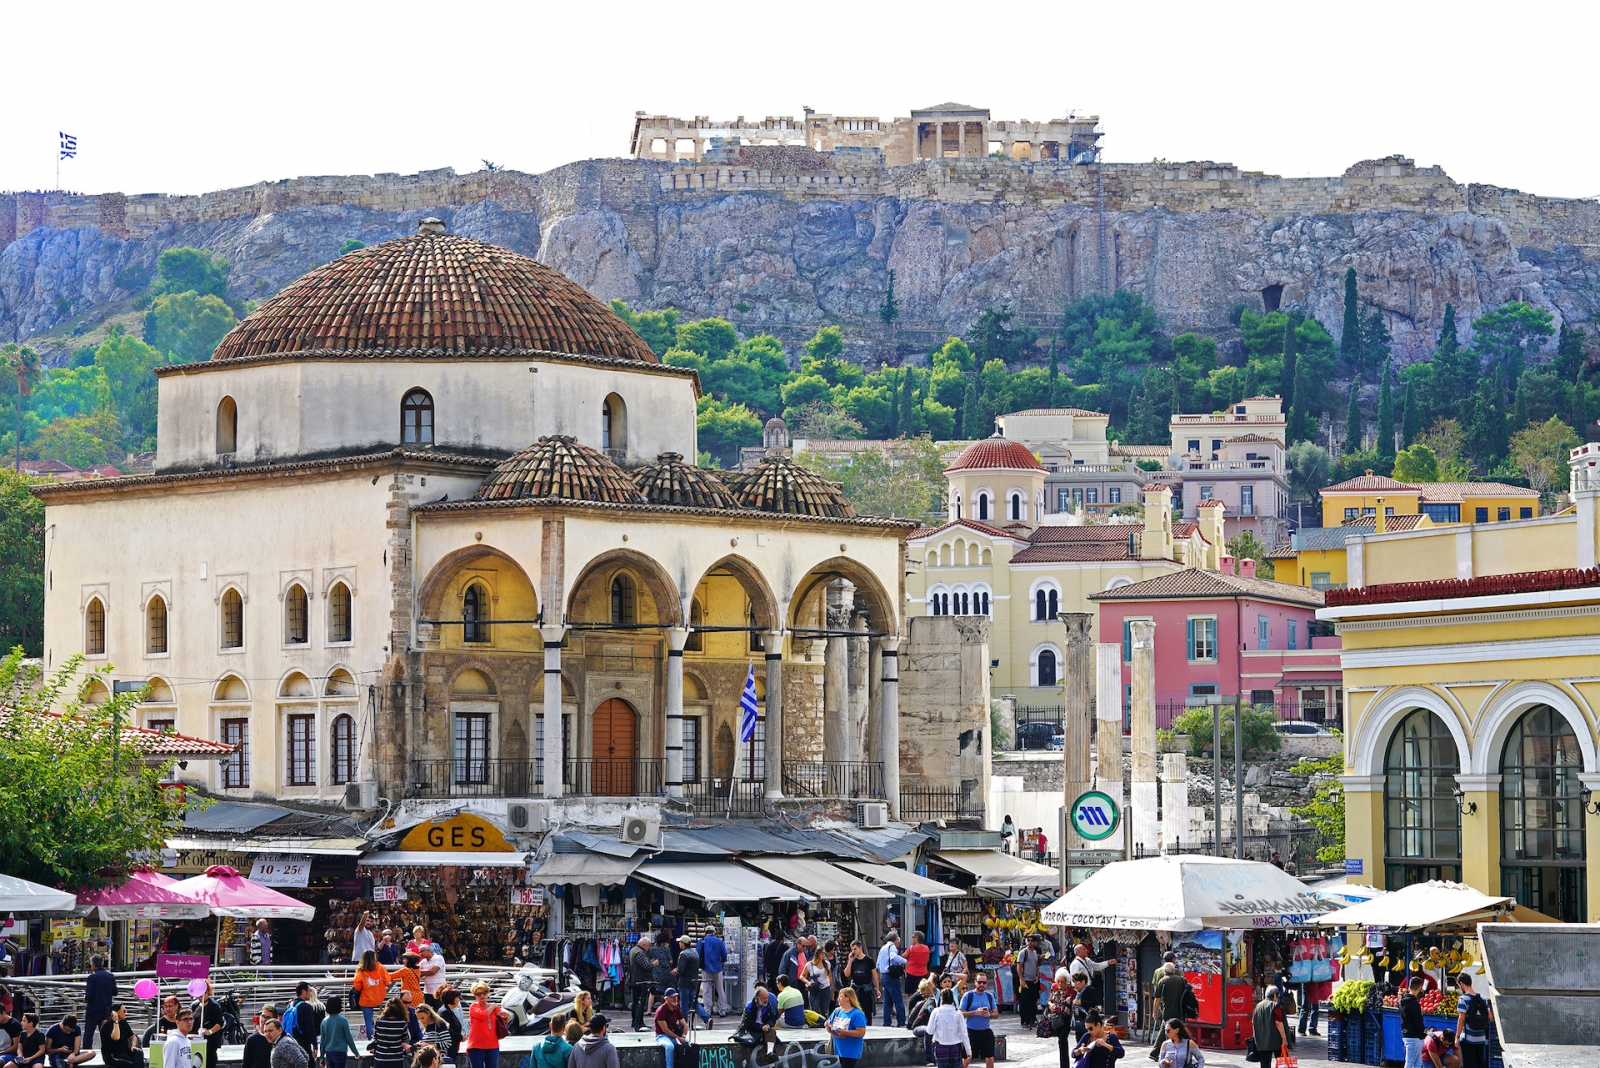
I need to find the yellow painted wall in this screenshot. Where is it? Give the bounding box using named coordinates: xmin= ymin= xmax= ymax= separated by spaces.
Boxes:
xmin=1455 ymin=493 xmax=1541 ymax=524
xmin=1321 ymin=491 xmax=1421 ymax=528
xmin=1291 ymin=548 xmax=1348 ymax=589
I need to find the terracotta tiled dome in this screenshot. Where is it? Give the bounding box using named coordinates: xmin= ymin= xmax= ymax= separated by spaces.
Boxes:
xmin=474 ymin=436 xmax=644 ymax=504
xmin=633 ymin=453 xmax=738 ymax=509
xmin=733 ymin=453 xmax=856 ymax=518
xmin=212 ymin=223 xmax=658 ymax=363
xmin=945 ymin=434 xmax=1046 ymax=473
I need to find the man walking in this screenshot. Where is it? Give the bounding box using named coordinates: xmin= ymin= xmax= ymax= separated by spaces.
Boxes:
xmin=1015 ymin=935 xmax=1042 ymax=1029
xmin=1252 ymin=987 xmax=1287 ymax=1068
xmin=1454 ymin=973 xmax=1492 ymax=1068
xmin=1150 ymin=956 xmax=1191 ymax=1059
xmin=877 ymin=934 xmax=907 ymax=1027
xmin=672 ymin=935 xmax=709 ymax=1029
xmin=959 ymin=973 xmax=998 ymax=1068
xmin=83 ymin=958 xmax=116 ymax=1050
xmin=698 ymin=925 xmax=729 ymax=1017
xmin=628 ymin=936 xmax=655 ymax=1032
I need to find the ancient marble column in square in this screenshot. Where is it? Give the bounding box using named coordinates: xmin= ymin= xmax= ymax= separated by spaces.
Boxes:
xmin=1129 ymin=619 xmax=1159 ymax=856
xmin=1060 ymin=613 xmax=1094 ymax=850
xmin=764 ymin=629 xmax=785 ymax=798
xmin=539 ymin=625 xmax=568 ymax=799
xmin=665 ymin=626 xmax=688 ymax=797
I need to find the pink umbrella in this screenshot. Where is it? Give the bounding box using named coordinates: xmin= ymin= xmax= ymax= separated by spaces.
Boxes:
xmin=164 ymin=865 xmax=315 ymax=920
xmin=76 ymin=873 xmax=210 ymax=920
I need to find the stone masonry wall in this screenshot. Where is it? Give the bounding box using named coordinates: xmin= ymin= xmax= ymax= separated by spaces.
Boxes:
xmin=899 ymin=614 xmax=991 ymax=816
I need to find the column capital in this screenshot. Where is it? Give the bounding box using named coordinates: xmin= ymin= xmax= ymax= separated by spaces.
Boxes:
xmin=666 ymin=626 xmax=689 ymax=652
xmin=1453 ymin=773 xmax=1502 ymax=792
xmin=539 ymin=625 xmax=568 ymax=645
xmin=1339 ymin=773 xmax=1385 ymax=793
xmin=872 ymin=635 xmax=901 ymax=653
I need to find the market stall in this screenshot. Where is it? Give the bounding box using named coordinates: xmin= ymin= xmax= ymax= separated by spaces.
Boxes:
xmin=1041 ymin=854 xmax=1334 ymax=1047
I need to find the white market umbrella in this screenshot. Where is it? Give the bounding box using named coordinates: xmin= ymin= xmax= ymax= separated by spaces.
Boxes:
xmin=0 ymin=873 xmax=78 ymax=917
xmin=1040 ymin=854 xmax=1332 ymax=931
xmin=1316 ymin=880 xmax=1529 ymax=931
xmin=1312 ymin=882 xmax=1388 ymax=907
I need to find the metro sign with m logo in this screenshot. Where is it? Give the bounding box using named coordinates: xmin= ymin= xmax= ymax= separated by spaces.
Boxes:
xmin=1070 ymin=790 xmax=1120 ymax=841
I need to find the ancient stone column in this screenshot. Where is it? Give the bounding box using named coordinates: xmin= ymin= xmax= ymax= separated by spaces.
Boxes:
xmin=823 ymin=581 xmax=854 ymax=765
xmin=1060 ymin=613 xmax=1094 ymax=851
xmin=877 ymin=637 xmax=901 ymax=817
xmin=1094 ymin=642 xmax=1124 ymax=851
xmin=764 ymin=630 xmax=785 ymax=798
xmin=1128 ymin=620 xmax=1159 ymax=856
xmin=1161 ymin=753 xmax=1189 ymax=853
xmin=849 ymin=610 xmax=870 ymax=764
xmin=665 ymin=627 xmax=688 ymax=797
xmin=539 ymin=625 xmax=568 ymax=799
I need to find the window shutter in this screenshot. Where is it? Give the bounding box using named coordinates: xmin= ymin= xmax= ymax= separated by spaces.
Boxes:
xmin=1186 ymin=619 xmax=1196 ymax=660
xmin=1122 ymin=620 xmax=1132 ymax=662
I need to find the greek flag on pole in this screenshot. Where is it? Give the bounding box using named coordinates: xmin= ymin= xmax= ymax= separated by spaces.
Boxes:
xmin=59 ymin=133 xmax=77 ymax=159
xmin=738 ymin=662 xmax=759 ymax=742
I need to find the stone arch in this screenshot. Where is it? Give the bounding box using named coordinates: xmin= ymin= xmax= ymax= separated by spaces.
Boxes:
xmin=787 ymin=555 xmax=898 ymax=635
xmin=690 ymin=554 xmax=781 ymax=632
xmin=1351 ymin=686 xmax=1471 ymax=776
xmin=566 ymin=548 xmax=682 ymax=627
xmin=214 ymin=674 xmax=250 ymax=701
xmin=278 ymin=670 xmax=316 ymax=698
xmin=1471 ymin=681 xmax=1598 ymax=776
xmin=449 ymin=667 xmax=498 ymax=696
xmin=416 ymin=545 xmax=539 ymax=622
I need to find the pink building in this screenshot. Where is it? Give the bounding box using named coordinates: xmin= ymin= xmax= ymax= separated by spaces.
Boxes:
xmin=1089 ymin=561 xmax=1343 ymax=728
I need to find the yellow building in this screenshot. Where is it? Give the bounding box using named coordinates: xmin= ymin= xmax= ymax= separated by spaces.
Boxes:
xmin=1286 ymin=514 xmax=1431 ymax=590
xmin=1320 ymin=443 xmax=1600 ymax=921
xmin=1319 ymin=473 xmax=1540 ymax=528
xmin=907 ymin=435 xmax=1222 ymax=696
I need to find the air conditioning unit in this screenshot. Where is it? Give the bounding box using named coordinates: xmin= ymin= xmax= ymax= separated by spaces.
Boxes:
xmin=620 ymin=816 xmax=661 ymax=848
xmin=856 ymin=802 xmax=889 ymax=830
xmin=507 ymin=802 xmax=547 ymax=834
xmin=343 ymin=781 xmax=378 ymax=811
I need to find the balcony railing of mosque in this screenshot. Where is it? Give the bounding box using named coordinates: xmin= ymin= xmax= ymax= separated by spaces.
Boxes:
xmin=899 ymin=786 xmax=980 ymax=820
xmin=781 ymin=761 xmax=885 ymax=801
xmin=405 ymin=757 xmax=665 ymax=798
xmin=681 ymin=775 xmax=766 ymax=817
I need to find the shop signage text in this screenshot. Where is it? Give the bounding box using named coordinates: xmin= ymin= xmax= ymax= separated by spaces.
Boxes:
xmin=170 ymin=849 xmax=249 ymax=874
xmin=400 ymin=813 xmax=514 ymax=852
xmin=373 ymin=885 xmax=407 ymax=902
xmin=1344 ymin=859 xmax=1363 ymax=875
xmin=510 ymin=887 xmax=544 ymax=906
xmin=250 ymin=855 xmax=312 ymax=887
xmin=50 ymin=919 xmax=89 ymax=938
xmin=1069 ymin=790 xmax=1120 ymax=842
xmin=157 ymin=954 xmax=211 ymax=979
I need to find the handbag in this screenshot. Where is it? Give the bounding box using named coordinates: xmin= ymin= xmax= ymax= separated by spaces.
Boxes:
xmin=493 ymin=1011 xmax=510 ymax=1040
xmin=1273 ymin=1058 xmax=1298 ymax=1068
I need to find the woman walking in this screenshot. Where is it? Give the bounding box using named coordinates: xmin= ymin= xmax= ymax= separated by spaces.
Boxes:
xmin=926 ymin=990 xmax=969 ymax=1068
xmin=844 ymin=942 xmax=877 ymax=1025
xmin=824 ymin=989 xmax=868 ymax=1068
xmin=369 ymin=999 xmax=411 ymax=1068
xmin=352 ymin=950 xmax=391 ymax=1038
xmin=1155 ymin=1019 xmax=1203 ymax=1068
xmin=320 ymin=996 xmax=358 ymax=1068
xmin=466 ymin=983 xmax=508 ymax=1068
xmin=1044 ymin=968 xmax=1077 ymax=1068
xmin=436 ymin=988 xmax=464 ymax=1064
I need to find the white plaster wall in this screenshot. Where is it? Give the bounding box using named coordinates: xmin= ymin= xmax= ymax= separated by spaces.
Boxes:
xmin=155 ymin=357 xmax=698 ymax=470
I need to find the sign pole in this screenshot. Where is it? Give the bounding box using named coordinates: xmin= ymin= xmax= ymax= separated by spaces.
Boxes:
xmin=1213 ymin=698 xmax=1222 ymax=856
xmin=1234 ymin=694 xmax=1244 ymax=860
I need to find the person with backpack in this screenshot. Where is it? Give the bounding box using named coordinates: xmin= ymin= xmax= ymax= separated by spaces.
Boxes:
xmin=959 ymin=971 xmax=998 ymax=1068
xmin=1453 ymin=974 xmax=1491 ymax=1068
xmin=1149 ymin=959 xmax=1193 ymax=1060
xmin=280 ymin=984 xmax=326 ymax=1059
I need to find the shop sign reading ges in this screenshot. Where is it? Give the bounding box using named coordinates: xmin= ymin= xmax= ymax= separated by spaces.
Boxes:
xmin=1070 ymin=790 xmax=1120 ymax=842
xmin=250 ymin=854 xmax=312 ymax=887
xmin=400 ymin=812 xmax=515 ymax=852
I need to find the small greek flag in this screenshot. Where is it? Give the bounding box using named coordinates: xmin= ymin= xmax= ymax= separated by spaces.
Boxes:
xmin=738 ymin=662 xmax=759 ymax=742
xmin=59 ymin=132 xmax=77 ymax=159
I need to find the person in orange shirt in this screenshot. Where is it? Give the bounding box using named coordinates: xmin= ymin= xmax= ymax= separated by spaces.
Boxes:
xmin=389 ymin=956 xmax=425 ymax=1012
xmin=351 ymin=950 xmax=394 ymax=1038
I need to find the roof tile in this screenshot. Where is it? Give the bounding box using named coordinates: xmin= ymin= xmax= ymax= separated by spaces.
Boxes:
xmin=1089 ymin=567 xmax=1325 ymax=607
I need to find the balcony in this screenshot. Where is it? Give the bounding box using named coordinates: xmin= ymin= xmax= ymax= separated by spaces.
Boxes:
xmin=1182 ymin=459 xmax=1275 ymax=471
xmin=899 ymin=786 xmax=980 ymax=820
xmin=405 ymin=757 xmax=664 ymax=799
xmin=782 ymin=761 xmax=885 ymax=801
xmin=1171 ymin=413 xmax=1286 ymax=425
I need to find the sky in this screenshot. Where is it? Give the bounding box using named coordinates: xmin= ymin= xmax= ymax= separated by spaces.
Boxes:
xmin=5 ymin=1 xmax=1598 ymax=201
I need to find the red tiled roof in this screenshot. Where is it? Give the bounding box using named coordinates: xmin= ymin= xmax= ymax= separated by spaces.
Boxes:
xmin=475 ymin=435 xmax=643 ymax=504
xmin=907 ymin=518 xmax=1022 ymax=542
xmin=1011 ymin=525 xmax=1141 ymax=563
xmin=1004 ymin=407 xmax=1107 ymax=418
xmin=1089 ymin=567 xmax=1325 ymax=607
xmin=1110 ymin=444 xmax=1170 ymax=458
xmin=1227 ymin=433 xmax=1281 ymax=444
xmin=1321 ymin=474 xmax=1417 ymax=493
xmin=28 ymin=712 xmax=236 ymax=758
xmin=732 ymin=454 xmax=857 ymax=518
xmin=1324 ymin=567 xmax=1600 ymax=608
xmin=1419 ymin=481 xmax=1540 ymax=502
xmin=944 ymin=436 xmax=1046 ymax=473
xmin=213 ymin=228 xmax=659 ymax=363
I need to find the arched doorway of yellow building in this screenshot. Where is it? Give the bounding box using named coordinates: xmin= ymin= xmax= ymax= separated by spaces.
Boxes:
xmin=1384 ymin=708 xmax=1462 ymax=889
xmin=1499 ymin=705 xmax=1587 ymax=921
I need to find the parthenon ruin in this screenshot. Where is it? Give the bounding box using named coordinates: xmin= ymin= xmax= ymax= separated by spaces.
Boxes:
xmin=629 ymin=103 xmax=1103 ymax=166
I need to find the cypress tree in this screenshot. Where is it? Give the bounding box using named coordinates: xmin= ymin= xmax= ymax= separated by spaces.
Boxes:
xmin=1281 ymin=315 xmax=1298 ymax=412
xmin=1401 ymin=376 xmax=1420 ymax=446
xmin=1438 ymin=303 xmax=1458 ymax=353
xmin=1287 ymin=361 xmax=1316 ymax=444
xmin=885 ymin=371 xmax=901 ymax=439
xmin=1375 ymin=357 xmax=1396 ymax=465
xmin=1341 ymin=267 xmax=1360 ymax=366
xmin=898 ymin=368 xmax=915 ymax=437
xmin=961 ymin=376 xmax=982 ymax=438
xmin=1047 ymin=340 xmax=1060 ymax=405
xmin=1344 ymin=380 xmax=1363 ymax=454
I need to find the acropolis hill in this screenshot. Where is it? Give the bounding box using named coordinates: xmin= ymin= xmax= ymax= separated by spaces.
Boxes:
xmin=3 ymin=103 xmax=1597 ymax=363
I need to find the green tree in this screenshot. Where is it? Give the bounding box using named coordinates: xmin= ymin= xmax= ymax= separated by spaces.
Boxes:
xmin=1361 ymin=309 xmax=1391 ymax=370
xmin=1280 ymin=315 xmax=1298 ymax=412
xmin=1375 ymin=357 xmax=1396 ymax=464
xmin=1555 ymin=323 xmax=1589 ymax=380
xmin=1292 ymin=752 xmax=1345 ymax=862
xmin=1401 ymin=376 xmax=1421 ymax=446
xmin=1415 ymin=418 xmax=1472 ymax=481
xmin=1465 ymin=374 xmax=1509 ymax=469
xmin=338 ymin=239 xmax=365 ymax=256
xmin=1225 ymin=531 xmax=1275 ymax=579
xmin=879 ymin=269 xmax=900 ymax=326
xmin=961 ymin=376 xmax=984 ymax=438
xmin=1343 ymin=380 xmax=1362 ymax=454
xmin=1509 ymin=415 xmax=1580 ymax=501
xmin=1330 ymin=447 xmax=1385 ymax=484
xmin=1170 ymin=705 xmax=1281 ymax=757
xmin=967 ymin=306 xmax=1039 ymax=366
xmin=675 ymin=317 xmax=740 ymax=361
xmin=1471 ymin=302 xmax=1555 ymax=394
xmin=1340 ymin=267 xmax=1360 ymax=365
xmin=2 ymin=344 xmax=42 ymax=470
xmin=144 ymin=291 xmax=237 ymax=365
xmin=151 ymin=247 xmax=230 ymax=300
xmin=0 ymin=470 xmax=44 ymax=656
xmin=695 ymin=398 xmax=763 ymax=467
xmin=0 ymin=650 xmax=200 ymax=887
xmin=1288 ymin=441 xmax=1331 ymax=500
xmin=610 ymin=300 xmax=680 ymax=356
xmin=784 ymin=401 xmax=865 ymax=440
xmin=805 ymin=437 xmax=946 ymax=519
xmin=1059 ymin=290 xmax=1162 ymax=383
xmin=780 ymin=375 xmax=833 ymax=412
xmin=95 ymin=329 xmax=171 ymax=448
xmin=31 ymin=410 xmax=125 ymax=467
xmin=1392 ymin=443 xmax=1439 ymax=482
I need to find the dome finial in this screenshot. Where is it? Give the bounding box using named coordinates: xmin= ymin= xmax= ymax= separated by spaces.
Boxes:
xmin=418 ymin=217 xmax=446 ymax=235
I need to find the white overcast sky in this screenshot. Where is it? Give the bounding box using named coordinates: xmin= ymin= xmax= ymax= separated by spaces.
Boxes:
xmin=5 ymin=0 xmax=1597 ymax=201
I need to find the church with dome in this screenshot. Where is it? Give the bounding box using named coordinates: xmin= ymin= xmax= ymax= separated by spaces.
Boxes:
xmin=34 ymin=220 xmax=933 ymax=826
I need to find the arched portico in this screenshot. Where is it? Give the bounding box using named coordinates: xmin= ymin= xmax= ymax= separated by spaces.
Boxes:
xmin=565 ymin=548 xmax=683 ymax=627
xmin=1351 ymin=685 xmax=1471 ymax=777
xmin=1471 ymin=681 xmax=1598 ymax=775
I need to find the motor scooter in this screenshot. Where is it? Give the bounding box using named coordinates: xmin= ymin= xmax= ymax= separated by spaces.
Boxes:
xmin=499 ymin=964 xmax=579 ymax=1033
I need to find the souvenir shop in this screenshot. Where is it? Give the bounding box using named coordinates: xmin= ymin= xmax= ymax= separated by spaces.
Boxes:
xmin=923 ymin=848 xmax=1062 ymax=1006
xmin=359 ymin=812 xmax=538 ymax=965
xmin=0 ymin=918 xmax=113 ymax=977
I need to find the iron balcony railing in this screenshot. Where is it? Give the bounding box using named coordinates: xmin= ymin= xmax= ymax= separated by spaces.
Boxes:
xmin=681 ymin=775 xmax=766 ymax=816
xmin=900 ymin=786 xmax=979 ymax=820
xmin=406 ymin=757 xmax=664 ymax=798
xmin=781 ymin=761 xmax=885 ymax=800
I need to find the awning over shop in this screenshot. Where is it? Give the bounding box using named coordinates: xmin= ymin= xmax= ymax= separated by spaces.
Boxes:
xmin=0 ymin=874 xmax=77 ymax=917
xmin=836 ymin=861 xmax=965 ymax=898
xmin=636 ymin=861 xmax=811 ymax=902
xmin=530 ymin=852 xmax=641 ymax=886
xmin=742 ymin=857 xmax=895 ymax=900
xmin=1040 ymin=854 xmax=1329 ymax=931
xmin=933 ymin=849 xmax=1060 ymax=890
xmin=1316 ymin=880 xmax=1556 ymax=931
xmin=167 ymin=837 xmax=368 ymax=856
xmin=359 ymin=851 xmax=529 ymax=868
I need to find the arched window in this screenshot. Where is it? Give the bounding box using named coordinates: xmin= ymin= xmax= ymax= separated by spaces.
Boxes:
xmin=1384 ymin=709 xmax=1461 ymax=889
xmin=462 ymin=583 xmax=489 ymax=643
xmin=1500 ymin=705 xmax=1586 ymax=920
xmin=1010 ymin=493 xmax=1022 ymax=521
xmin=85 ymin=597 xmax=106 ymax=655
xmin=1048 ymin=589 xmax=1058 ymax=618
xmin=974 ymin=588 xmax=991 ymax=615
xmin=402 ymin=389 xmax=434 ymax=445
xmin=1034 ymin=587 xmax=1059 ymax=621
xmin=977 ymin=493 xmax=989 ymax=521
xmin=146 ymin=596 xmax=167 ymax=655
xmin=216 ymin=396 xmax=237 ymax=455
xmin=328 ymin=582 xmax=352 ymax=643
xmin=938 ymin=592 xmax=949 ymax=615
xmin=611 ymin=574 xmax=636 ymax=626
xmin=285 ymin=585 xmax=308 ymax=645
xmin=686 ymin=599 xmax=704 ymax=652
xmin=1035 ymin=589 xmax=1047 ymax=621
xmin=330 ymin=714 xmax=357 ymax=785
xmin=220 ymin=588 xmax=243 ymax=649
xmin=1037 ymin=649 xmax=1057 ymax=687
xmin=602 ymin=393 xmax=627 ymax=457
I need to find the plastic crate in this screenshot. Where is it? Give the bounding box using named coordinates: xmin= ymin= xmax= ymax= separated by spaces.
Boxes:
xmin=1324 ymin=1015 xmax=1346 ymax=1061
xmin=1360 ymin=1012 xmax=1384 ymax=1066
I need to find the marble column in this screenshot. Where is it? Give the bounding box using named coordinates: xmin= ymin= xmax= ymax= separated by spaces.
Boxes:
xmin=539 ymin=625 xmax=567 ymax=798
xmin=664 ymin=627 xmax=688 ymax=797
xmin=877 ymin=637 xmax=901 ymax=818
xmin=1094 ymin=643 xmax=1125 ymax=852
xmin=849 ymin=610 xmax=871 ymax=763
xmin=823 ymin=582 xmax=854 ymax=764
xmin=1060 ymin=613 xmax=1094 ymax=851
xmin=763 ymin=629 xmax=785 ymax=799
xmin=1129 ymin=620 xmax=1158 ymax=855
xmin=957 ymin=121 xmax=966 ymax=158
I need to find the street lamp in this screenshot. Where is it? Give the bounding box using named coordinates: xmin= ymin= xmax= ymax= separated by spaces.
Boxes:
xmin=1452 ymin=785 xmax=1477 ymax=816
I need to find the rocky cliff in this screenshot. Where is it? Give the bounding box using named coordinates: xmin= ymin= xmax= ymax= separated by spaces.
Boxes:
xmin=4 ymin=152 xmax=1597 ymax=365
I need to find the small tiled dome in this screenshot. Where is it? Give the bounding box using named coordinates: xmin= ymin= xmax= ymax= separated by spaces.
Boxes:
xmin=633 ymin=453 xmax=738 ymax=508
xmin=475 ymin=436 xmax=644 ymax=504
xmin=945 ymin=434 xmax=1046 ymax=473
xmin=733 ymin=453 xmax=856 ymax=518
xmin=212 ymin=224 xmax=658 ymax=363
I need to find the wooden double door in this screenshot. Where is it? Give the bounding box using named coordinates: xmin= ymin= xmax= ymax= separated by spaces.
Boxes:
xmin=591 ymin=697 xmax=637 ymax=796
